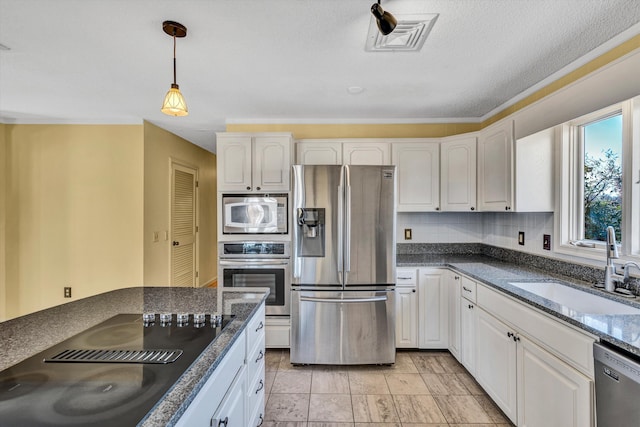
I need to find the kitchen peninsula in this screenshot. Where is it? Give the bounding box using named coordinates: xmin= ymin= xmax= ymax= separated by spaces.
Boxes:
xmin=0 ymin=286 xmax=268 ymax=426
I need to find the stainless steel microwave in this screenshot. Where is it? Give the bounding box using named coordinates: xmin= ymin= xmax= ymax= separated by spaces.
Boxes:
xmin=222 ymin=194 xmax=288 ymax=234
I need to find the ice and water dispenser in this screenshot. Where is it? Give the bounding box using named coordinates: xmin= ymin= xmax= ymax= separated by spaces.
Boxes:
xmin=296 ymin=208 xmax=325 ymax=257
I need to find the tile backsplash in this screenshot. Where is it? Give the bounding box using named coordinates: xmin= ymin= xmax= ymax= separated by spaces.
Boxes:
xmin=397 ymin=211 xmax=553 ymax=256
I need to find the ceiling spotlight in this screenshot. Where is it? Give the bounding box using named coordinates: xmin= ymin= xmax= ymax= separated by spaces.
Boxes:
xmin=161 ymin=20 xmax=188 ymax=117
xmin=371 ymin=0 xmax=397 ymax=36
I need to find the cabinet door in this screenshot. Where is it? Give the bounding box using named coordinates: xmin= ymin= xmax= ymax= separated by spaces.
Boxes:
xmin=460 ymin=299 xmax=477 ymax=375
xmin=217 ymin=136 xmax=253 ymax=192
xmin=253 ymin=136 xmax=291 ymax=192
xmin=211 ymin=365 xmax=247 ymax=427
xmin=343 ymin=142 xmax=390 ymax=165
xmin=517 ymin=335 xmax=592 ymax=427
xmin=296 ymin=141 xmax=342 ymax=165
xmin=475 ymin=308 xmax=518 ymax=424
xmin=514 ymin=127 xmax=554 ymax=212
xmin=392 ymin=142 xmax=440 ymax=212
xmin=418 ymin=268 xmax=448 ymax=349
xmin=395 ymin=287 xmax=418 ymax=348
xmin=477 ymin=120 xmax=514 ymax=211
xmin=447 ymin=272 xmax=461 ymax=361
xmin=441 ymin=136 xmax=477 ymax=211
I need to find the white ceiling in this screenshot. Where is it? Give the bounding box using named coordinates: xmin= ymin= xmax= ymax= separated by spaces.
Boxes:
xmin=1 ymin=0 xmax=639 ymax=153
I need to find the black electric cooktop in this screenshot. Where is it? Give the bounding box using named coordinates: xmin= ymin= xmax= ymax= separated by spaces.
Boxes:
xmin=0 ymin=313 xmax=232 ymax=427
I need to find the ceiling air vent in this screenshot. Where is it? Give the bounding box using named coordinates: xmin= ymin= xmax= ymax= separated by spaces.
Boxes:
xmin=365 ymin=13 xmax=438 ymax=52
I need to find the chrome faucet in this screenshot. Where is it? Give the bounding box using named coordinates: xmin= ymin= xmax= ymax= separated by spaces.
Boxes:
xmin=604 ymin=226 xmax=624 ymax=292
xmin=623 ymin=261 xmax=640 ymax=284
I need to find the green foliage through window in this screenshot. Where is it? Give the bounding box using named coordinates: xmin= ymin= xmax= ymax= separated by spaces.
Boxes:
xmin=582 ymin=115 xmax=622 ymax=242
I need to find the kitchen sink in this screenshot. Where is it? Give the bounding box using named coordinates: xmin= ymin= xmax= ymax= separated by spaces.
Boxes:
xmin=508 ymin=282 xmax=640 ymax=315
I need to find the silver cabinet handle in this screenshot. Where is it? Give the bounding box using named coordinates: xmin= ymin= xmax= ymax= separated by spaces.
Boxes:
xmin=255 ymin=321 xmax=264 ymax=332
xmin=255 ymin=350 xmax=264 ymax=363
xmin=255 ymin=379 xmax=264 ymax=394
xmin=462 ymin=286 xmax=471 ymax=292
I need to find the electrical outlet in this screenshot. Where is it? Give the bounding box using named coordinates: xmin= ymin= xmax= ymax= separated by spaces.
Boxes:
xmin=543 ymin=234 xmax=551 ymax=250
xmin=404 ymin=228 xmax=412 ymax=240
xmin=518 ymin=231 xmax=525 ymax=246
xmin=64 ymin=287 xmax=72 ymax=298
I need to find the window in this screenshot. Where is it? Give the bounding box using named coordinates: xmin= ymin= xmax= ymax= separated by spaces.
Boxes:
xmin=581 ymin=114 xmax=622 ymax=243
xmin=556 ymin=99 xmax=639 ymax=260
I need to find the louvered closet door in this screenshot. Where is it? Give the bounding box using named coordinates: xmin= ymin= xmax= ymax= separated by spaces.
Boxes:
xmin=171 ymin=163 xmax=198 ymax=287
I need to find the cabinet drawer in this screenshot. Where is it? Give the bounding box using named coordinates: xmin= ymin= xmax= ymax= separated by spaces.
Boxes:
xmin=247 ymin=333 xmax=266 ymax=384
xmin=247 ymin=304 xmax=266 ymax=354
xmin=460 ymin=276 xmax=477 ymax=302
xmin=175 ymin=331 xmax=246 ymax=426
xmin=396 ymin=268 xmax=417 ymax=286
xmin=266 ymin=316 xmax=290 ymax=348
xmin=247 ymin=363 xmax=265 ymax=426
xmin=477 ymin=283 xmax=595 ymax=377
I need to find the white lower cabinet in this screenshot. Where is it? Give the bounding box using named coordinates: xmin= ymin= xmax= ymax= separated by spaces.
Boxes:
xmin=176 ymin=302 xmax=266 ymax=427
xmin=447 ymin=271 xmax=461 ymax=360
xmin=212 ymin=364 xmax=247 ymax=427
xmin=460 ymin=291 xmax=477 ymax=375
xmin=395 ymin=286 xmax=418 ymax=348
xmin=475 ymin=307 xmax=518 ymax=423
xmin=517 ymin=334 xmax=592 ymax=427
xmin=472 ymin=281 xmax=594 ymax=426
xmin=418 ymin=268 xmax=448 ymax=348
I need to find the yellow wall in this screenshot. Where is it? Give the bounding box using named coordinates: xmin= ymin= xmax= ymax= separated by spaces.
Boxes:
xmin=143 ymin=122 xmax=217 ymax=287
xmin=0 ymin=124 xmax=7 ymax=320
xmin=3 ymin=124 xmax=144 ymax=319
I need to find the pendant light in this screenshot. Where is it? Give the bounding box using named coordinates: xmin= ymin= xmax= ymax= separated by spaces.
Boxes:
xmin=161 ymin=21 xmax=188 ymax=117
xmin=370 ymin=0 xmax=397 ymax=36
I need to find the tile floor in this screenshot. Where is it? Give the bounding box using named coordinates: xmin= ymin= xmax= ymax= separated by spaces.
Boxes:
xmin=263 ymin=349 xmax=515 ymax=427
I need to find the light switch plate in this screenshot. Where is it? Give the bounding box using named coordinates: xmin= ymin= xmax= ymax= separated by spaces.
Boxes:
xmin=404 ymin=229 xmax=412 ymax=240
xmin=518 ymin=231 xmax=525 ymax=245
xmin=543 ymin=234 xmax=551 ymax=250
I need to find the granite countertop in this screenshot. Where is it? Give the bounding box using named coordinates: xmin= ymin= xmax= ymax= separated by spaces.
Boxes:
xmin=398 ymin=254 xmax=640 ymax=356
xmin=0 ymin=286 xmax=268 ymax=427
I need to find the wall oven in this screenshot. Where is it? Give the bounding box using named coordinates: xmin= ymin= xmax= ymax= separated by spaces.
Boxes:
xmin=219 ymin=242 xmax=290 ymax=316
xmin=222 ymin=194 xmax=288 ymax=235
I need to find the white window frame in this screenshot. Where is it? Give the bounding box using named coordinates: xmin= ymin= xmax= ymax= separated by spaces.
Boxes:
xmin=555 ymin=98 xmax=639 ymax=261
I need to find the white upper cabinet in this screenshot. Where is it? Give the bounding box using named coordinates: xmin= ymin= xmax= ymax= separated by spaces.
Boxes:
xmin=477 ymin=120 xmax=554 ymax=212
xmin=514 ymin=127 xmax=554 ymax=212
xmin=295 ymin=140 xmax=342 ymax=165
xmin=217 ymin=133 xmax=292 ymax=192
xmin=392 ymin=141 xmax=440 ymax=212
xmin=477 ymin=120 xmax=514 ymax=211
xmin=441 ymin=135 xmax=477 ymax=211
xmin=295 ymin=140 xmax=389 ymax=165
xmin=342 ymin=142 xmax=390 ymax=165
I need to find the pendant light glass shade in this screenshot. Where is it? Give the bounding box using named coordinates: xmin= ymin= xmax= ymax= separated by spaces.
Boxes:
xmin=371 ymin=2 xmax=397 ymax=35
xmin=161 ymin=83 xmax=188 ymax=116
xmin=161 ymin=21 xmax=188 ymax=117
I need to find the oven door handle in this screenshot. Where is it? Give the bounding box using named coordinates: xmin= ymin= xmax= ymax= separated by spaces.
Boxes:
xmin=219 ymin=259 xmax=290 ymax=267
xmin=299 ymin=295 xmax=387 ymax=303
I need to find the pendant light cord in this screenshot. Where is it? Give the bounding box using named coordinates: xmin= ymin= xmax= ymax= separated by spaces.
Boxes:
xmin=172 ymin=32 xmax=177 ymax=86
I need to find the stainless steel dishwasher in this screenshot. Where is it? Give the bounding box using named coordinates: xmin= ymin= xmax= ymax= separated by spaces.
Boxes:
xmin=593 ymin=342 xmax=640 ymax=426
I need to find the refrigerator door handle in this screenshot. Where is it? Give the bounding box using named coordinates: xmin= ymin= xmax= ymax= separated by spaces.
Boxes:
xmin=299 ymin=295 xmax=388 ymax=303
xmin=337 ymin=184 xmax=344 ymax=277
xmin=344 ymin=165 xmax=351 ymax=275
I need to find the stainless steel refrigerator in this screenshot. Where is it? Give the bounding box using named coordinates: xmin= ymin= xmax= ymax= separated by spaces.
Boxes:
xmin=290 ymin=164 xmax=396 ymax=365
